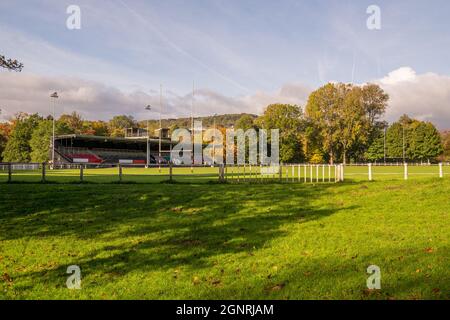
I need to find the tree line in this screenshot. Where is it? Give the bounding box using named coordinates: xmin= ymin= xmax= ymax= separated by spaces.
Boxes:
xmin=0 ymin=83 xmax=447 ymax=164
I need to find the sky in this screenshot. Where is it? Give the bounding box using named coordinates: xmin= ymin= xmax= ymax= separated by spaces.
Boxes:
xmin=0 ymin=0 xmax=449 ymax=128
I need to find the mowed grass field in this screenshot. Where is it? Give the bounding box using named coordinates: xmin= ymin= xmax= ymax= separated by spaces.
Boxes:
xmin=0 ymin=176 xmax=449 ymax=299
xmin=0 ymin=164 xmax=449 ymax=183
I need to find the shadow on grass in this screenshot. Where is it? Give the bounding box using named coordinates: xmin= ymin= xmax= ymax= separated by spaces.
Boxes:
xmin=0 ymin=182 xmax=355 ymax=291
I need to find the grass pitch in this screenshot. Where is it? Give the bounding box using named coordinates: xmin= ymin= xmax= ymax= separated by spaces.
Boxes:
xmin=0 ymin=177 xmax=449 ymax=299
xmin=0 ymin=164 xmax=448 ymax=184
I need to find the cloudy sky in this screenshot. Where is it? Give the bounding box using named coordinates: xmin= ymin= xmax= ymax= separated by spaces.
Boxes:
xmin=0 ymin=0 xmax=449 ymax=128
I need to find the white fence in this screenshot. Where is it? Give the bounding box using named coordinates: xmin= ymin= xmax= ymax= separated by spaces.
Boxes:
xmin=0 ymin=162 xmax=448 ymax=184
xmin=0 ymin=163 xmax=40 ymax=171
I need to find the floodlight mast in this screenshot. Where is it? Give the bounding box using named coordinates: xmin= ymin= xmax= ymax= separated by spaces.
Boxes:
xmin=50 ymin=92 xmax=58 ymax=169
xmin=145 ymin=105 xmax=152 ymax=168
xmin=159 ymin=84 xmax=162 ymax=171
xmin=213 ymin=113 xmax=217 ymax=165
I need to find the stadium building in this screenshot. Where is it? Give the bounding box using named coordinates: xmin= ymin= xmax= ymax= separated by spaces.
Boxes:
xmin=53 ymin=128 xmax=173 ymax=165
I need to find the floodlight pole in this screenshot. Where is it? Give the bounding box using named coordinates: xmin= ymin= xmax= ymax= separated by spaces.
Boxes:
xmin=145 ymin=105 xmax=152 ymax=168
xmin=159 ymin=84 xmax=162 ymax=168
xmin=191 ymin=81 xmax=194 ymax=165
xmin=50 ymin=92 xmax=58 ymax=169
xmin=147 ymin=118 xmax=150 ymax=168
xmin=383 ymin=125 xmax=387 ymax=164
xmin=213 ymin=114 xmax=217 ymax=165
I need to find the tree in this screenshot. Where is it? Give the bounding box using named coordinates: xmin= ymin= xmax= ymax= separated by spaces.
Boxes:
xmin=235 ymin=114 xmax=257 ymax=131
xmin=338 ymin=84 xmax=370 ymax=164
xmin=305 ymin=84 xmax=342 ymax=164
xmin=0 ymin=123 xmax=12 ymax=162
xmin=408 ymin=121 xmax=443 ymax=162
xmin=361 ymin=83 xmax=389 ymax=128
xmin=2 ymin=114 xmax=42 ymax=162
xmin=109 ymin=115 xmax=136 ymax=137
xmin=441 ymin=131 xmax=450 ymax=161
xmin=81 ymin=120 xmax=109 ymax=136
xmin=29 ymin=120 xmax=71 ymax=163
xmin=30 ymin=120 xmax=53 ymax=163
xmin=306 ymin=82 xmax=388 ymax=164
xmin=386 ymin=116 xmax=443 ymax=162
xmin=256 ymin=104 xmax=304 ymax=163
xmin=386 ymin=122 xmax=405 ymax=160
xmin=365 ymin=132 xmax=384 ymax=162
xmin=59 ymin=112 xmax=84 ymax=134
xmin=0 ymin=54 xmax=23 ymax=71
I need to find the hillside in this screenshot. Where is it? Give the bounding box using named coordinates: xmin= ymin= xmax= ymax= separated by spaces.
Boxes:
xmin=138 ymin=113 xmax=257 ymax=131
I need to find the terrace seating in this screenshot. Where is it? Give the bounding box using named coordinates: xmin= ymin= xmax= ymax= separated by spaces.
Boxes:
xmin=69 ymin=153 xmax=102 ymax=163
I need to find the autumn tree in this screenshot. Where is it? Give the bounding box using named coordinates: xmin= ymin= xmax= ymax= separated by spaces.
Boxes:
xmin=109 ymin=115 xmax=136 ymax=137
xmin=0 ymin=122 xmax=12 ymax=161
xmin=59 ymin=112 xmax=84 ymax=134
xmin=306 ymin=82 xmax=388 ymax=164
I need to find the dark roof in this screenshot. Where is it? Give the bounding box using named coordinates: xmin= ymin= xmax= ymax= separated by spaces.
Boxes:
xmin=55 ymin=134 xmax=172 ymax=145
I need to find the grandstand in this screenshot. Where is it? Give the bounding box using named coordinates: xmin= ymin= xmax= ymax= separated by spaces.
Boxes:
xmin=54 ymin=134 xmax=173 ymax=165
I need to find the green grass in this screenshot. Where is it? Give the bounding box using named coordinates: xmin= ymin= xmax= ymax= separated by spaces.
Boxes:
xmin=0 ymin=178 xmax=449 ymax=300
xmin=1 ymin=164 xmax=449 ymax=184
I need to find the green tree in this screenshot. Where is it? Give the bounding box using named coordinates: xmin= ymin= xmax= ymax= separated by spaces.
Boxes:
xmin=109 ymin=115 xmax=136 ymax=137
xmin=386 ymin=122 xmax=405 ymax=160
xmin=2 ymin=114 xmax=42 ymax=162
xmin=256 ymin=104 xmax=304 ymax=163
xmin=365 ymin=131 xmax=384 ymax=162
xmin=235 ymin=114 xmax=257 ymax=131
xmin=408 ymin=121 xmax=443 ymax=162
xmin=30 ymin=121 xmax=53 ymax=163
xmin=441 ymin=131 xmax=450 ymax=161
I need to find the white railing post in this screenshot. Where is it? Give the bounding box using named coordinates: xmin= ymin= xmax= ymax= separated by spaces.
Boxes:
xmin=404 ymin=162 xmax=408 ymax=180
xmin=439 ymin=163 xmax=443 ymax=178
xmin=368 ymin=163 xmax=373 ymax=181
xmin=340 ymin=164 xmax=345 ymax=182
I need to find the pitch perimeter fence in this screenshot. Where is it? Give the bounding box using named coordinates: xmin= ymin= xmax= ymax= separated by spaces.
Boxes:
xmin=0 ymin=162 xmax=449 ymax=184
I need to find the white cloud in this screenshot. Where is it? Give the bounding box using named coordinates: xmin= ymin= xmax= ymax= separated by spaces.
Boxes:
xmin=1 ymin=68 xmax=449 ymax=130
xmin=380 ymin=67 xmax=417 ymax=85
xmin=377 ymin=67 xmax=450 ymax=129
xmin=0 ymin=73 xmax=310 ymax=122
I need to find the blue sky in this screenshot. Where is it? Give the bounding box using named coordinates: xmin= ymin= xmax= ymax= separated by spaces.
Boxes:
xmin=1 ymin=0 xmax=450 ymax=127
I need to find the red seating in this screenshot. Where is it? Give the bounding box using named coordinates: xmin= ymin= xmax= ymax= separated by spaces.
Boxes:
xmin=69 ymin=153 xmax=102 ymax=163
